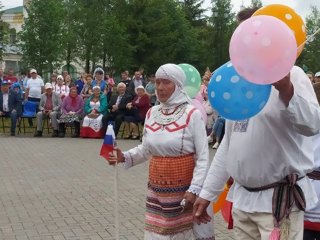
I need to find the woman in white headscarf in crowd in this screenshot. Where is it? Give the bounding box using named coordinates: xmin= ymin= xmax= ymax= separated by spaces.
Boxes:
xmin=108 ymin=63 xmax=215 ymax=240
xmin=80 ymin=85 xmax=108 ymax=138
xmin=92 ymin=67 xmax=107 ymax=93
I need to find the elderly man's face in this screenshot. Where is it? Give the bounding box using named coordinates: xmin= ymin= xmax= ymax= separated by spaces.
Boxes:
xmin=117 ymin=85 xmax=126 ymax=95
xmin=155 ymin=78 xmax=175 ymax=103
xmin=1 ymin=85 xmax=9 ymax=93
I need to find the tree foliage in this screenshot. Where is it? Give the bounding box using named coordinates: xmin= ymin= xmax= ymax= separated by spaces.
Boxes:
xmin=19 ymin=0 xmax=65 ymax=74
xmin=19 ymin=0 xmax=240 ymax=75
xmin=297 ymin=6 xmax=320 ymax=73
xmin=250 ymin=0 xmax=263 ymax=9
xmin=0 ymin=3 xmax=10 ymax=61
xmin=180 ymin=0 xmax=207 ymax=27
xmin=209 ymin=0 xmax=236 ymax=69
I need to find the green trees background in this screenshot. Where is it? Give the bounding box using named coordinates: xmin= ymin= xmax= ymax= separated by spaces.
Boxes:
xmin=16 ymin=0 xmax=320 ymax=76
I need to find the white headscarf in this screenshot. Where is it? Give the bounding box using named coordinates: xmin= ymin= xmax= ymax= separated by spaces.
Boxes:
xmin=93 ymin=67 xmax=105 ymax=81
xmin=155 ymin=63 xmax=191 ymax=110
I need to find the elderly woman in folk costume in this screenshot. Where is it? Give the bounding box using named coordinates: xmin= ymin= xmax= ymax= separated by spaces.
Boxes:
xmin=80 ymin=85 xmax=108 ymax=138
xmin=58 ymin=87 xmax=84 ymax=138
xmin=108 ymin=63 xmax=215 ymax=240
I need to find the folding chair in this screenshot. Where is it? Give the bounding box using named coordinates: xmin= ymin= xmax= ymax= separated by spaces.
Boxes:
xmin=18 ymin=101 xmax=37 ymax=134
xmin=0 ymin=115 xmax=8 ymax=133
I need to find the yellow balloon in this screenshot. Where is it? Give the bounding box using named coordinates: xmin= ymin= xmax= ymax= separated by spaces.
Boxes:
xmin=253 ymin=4 xmax=306 ymax=57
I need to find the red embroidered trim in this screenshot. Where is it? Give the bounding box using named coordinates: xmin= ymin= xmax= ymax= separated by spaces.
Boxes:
xmin=145 ymin=107 xmax=197 ymax=133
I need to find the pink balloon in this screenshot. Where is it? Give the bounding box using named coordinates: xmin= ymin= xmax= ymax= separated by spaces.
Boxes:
xmin=229 ymin=15 xmax=297 ymax=85
xmin=192 ymin=99 xmax=207 ymax=123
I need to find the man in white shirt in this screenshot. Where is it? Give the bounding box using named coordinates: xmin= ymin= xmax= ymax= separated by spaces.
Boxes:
xmin=25 ymin=69 xmax=44 ymax=102
xmin=193 ymin=8 xmax=320 ymax=240
xmin=24 ymin=69 xmax=44 ymax=126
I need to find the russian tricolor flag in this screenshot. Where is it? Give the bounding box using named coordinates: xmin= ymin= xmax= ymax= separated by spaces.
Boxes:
xmin=100 ymin=124 xmax=116 ymax=160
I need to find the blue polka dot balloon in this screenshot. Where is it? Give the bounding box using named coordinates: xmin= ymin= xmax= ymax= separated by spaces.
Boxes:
xmin=208 ymin=62 xmax=271 ymax=121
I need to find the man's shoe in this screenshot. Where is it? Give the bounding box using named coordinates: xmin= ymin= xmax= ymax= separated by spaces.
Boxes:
xmin=34 ymin=131 xmax=42 ymax=137
xmin=52 ymin=130 xmax=59 ymax=138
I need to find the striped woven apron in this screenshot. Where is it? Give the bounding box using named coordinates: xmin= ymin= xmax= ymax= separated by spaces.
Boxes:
xmin=145 ymin=154 xmax=195 ymax=235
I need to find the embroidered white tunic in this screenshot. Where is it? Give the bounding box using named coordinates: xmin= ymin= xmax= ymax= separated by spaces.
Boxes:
xmin=200 ymin=66 xmax=320 ymax=213
xmin=123 ymin=104 xmax=214 ymax=240
xmin=304 ymin=133 xmax=320 ymax=223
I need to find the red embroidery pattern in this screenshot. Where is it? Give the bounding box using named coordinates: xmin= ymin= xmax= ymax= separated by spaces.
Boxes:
xmin=146 ymin=108 xmax=196 ymax=133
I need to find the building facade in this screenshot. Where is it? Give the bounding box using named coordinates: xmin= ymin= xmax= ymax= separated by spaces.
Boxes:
xmin=0 ymin=6 xmax=24 ymax=74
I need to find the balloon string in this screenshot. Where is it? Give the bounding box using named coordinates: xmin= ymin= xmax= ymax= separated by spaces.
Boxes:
xmin=298 ymin=28 xmax=320 ymax=49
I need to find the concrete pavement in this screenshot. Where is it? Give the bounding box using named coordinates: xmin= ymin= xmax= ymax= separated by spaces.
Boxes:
xmin=0 ymin=136 xmax=234 ymax=240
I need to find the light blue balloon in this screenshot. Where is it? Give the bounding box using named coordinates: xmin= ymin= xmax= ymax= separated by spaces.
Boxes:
xmin=207 ymin=62 xmax=271 ymax=121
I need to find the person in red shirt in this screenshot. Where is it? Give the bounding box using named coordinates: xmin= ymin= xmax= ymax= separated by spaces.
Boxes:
xmin=4 ymin=68 xmax=18 ymax=85
xmin=123 ymin=85 xmax=150 ymax=139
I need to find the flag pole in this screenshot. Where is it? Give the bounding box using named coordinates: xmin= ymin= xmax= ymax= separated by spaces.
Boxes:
xmin=100 ymin=124 xmax=120 ymax=240
xmin=114 ymin=155 xmax=120 ymax=240
xmin=113 ymin=126 xmax=120 ymax=240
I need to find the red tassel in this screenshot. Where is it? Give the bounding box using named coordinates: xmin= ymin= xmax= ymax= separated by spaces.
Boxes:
xmin=269 ymin=227 xmax=280 ymax=240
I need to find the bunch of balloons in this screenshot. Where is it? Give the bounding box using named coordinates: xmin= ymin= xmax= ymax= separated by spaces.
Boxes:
xmin=230 ymin=4 xmax=306 ymax=85
xmin=207 ymin=4 xmax=306 ymax=121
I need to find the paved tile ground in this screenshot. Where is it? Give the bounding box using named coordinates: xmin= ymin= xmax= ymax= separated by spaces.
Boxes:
xmin=0 ymin=134 xmax=234 ymax=240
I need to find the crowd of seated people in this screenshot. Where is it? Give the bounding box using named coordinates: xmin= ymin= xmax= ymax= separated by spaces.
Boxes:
xmin=0 ymin=67 xmax=189 ymax=140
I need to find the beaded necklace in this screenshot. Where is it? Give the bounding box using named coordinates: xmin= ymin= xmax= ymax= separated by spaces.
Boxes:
xmin=153 ymin=103 xmax=187 ymax=126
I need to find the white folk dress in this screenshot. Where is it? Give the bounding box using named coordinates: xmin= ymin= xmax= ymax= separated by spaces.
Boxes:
xmin=123 ymin=104 xmax=215 ymax=240
xmin=82 ymin=101 xmax=103 ymax=132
